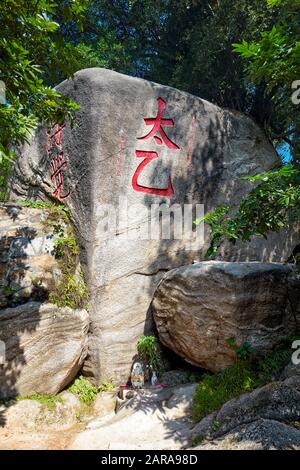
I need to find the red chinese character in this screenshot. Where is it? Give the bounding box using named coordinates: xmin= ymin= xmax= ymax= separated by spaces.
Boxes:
xmin=137 ymin=97 xmax=180 ymax=149
xmin=132 ymin=150 xmax=174 ymax=197
xmin=47 ymin=124 xmax=65 ymax=153
xmin=50 ymin=152 xmax=70 ymax=200
xmin=132 ymin=97 xmax=180 ymax=196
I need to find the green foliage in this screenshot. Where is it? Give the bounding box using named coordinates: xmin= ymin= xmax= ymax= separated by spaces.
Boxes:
xmin=68 ymin=376 xmax=97 ymax=406
xmin=0 ymin=157 xmax=12 ymax=201
xmin=137 ymin=335 xmax=162 ymax=375
xmin=257 ymin=340 xmax=298 ymax=383
xmin=98 ymin=381 xmax=117 ymax=393
xmin=193 ymin=339 xmax=297 ymax=422
xmin=188 ymin=371 xmax=203 ymax=383
xmin=44 ymin=206 xmax=88 ymax=309
xmin=195 ymin=206 xmax=232 ymax=257
xmin=236 ymin=342 xmax=255 ymax=361
xmin=19 ymin=200 xmax=62 ymax=210
xmin=193 ymin=362 xmax=255 ymax=421
xmin=2 ymin=286 xmax=17 ymax=296
xmin=233 ymin=0 xmax=300 ymax=158
xmin=17 ymin=393 xmax=63 ymax=410
xmin=77 ymin=1 xmax=295 ymax=258
xmin=192 ymin=434 xmax=205 ymax=446
xmin=72 ymin=0 xmax=166 ymax=77
xmin=195 ymin=0 xmax=299 ymax=256
xmin=3 ymin=1 xmax=298 ymax=254
xmin=74 ymin=33 xmax=134 ymax=73
xmin=226 ymin=337 xmax=255 ymax=361
xmin=226 ymin=337 xmax=238 ymax=350
xmin=0 ymin=397 xmax=15 ymax=406
xmin=167 ymin=0 xmax=273 ymax=114
xmin=212 ymin=420 xmax=221 ymax=432
xmin=197 ymin=164 xmax=300 ymax=256
xmin=49 ymin=225 xmax=88 ymax=309
xmin=50 ymin=268 xmax=88 ymax=309
xmin=0 ymin=0 xmax=88 ymax=198
xmin=70 ymin=0 xmax=275 ymax=121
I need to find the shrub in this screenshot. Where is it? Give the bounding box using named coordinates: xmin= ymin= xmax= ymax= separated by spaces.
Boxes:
xmin=68 ymin=376 xmax=98 ymax=406
xmin=137 ymin=335 xmax=162 ymax=374
xmin=192 ymin=434 xmax=205 ymax=446
xmin=193 ymin=338 xmax=298 ymax=424
xmin=98 ymin=381 xmax=117 ymax=393
xmin=226 ymin=337 xmax=254 ymax=361
xmin=193 ymin=362 xmax=254 ymax=421
xmin=257 ymin=341 xmax=297 ymax=384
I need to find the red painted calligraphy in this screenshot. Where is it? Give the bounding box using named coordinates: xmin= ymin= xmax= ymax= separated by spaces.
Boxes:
xmin=50 ymin=152 xmax=70 ymax=200
xmin=137 ymin=97 xmax=179 ymax=149
xmin=132 ymin=97 xmax=180 ymax=196
xmin=47 ymin=124 xmax=65 ymax=153
xmin=47 ymin=123 xmax=69 ymax=201
xmin=132 ymin=151 xmax=174 ymax=196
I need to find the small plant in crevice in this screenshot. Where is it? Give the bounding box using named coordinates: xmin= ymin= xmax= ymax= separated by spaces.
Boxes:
xmin=47 ymin=213 xmax=88 ymax=310
xmin=98 ymin=381 xmax=117 ymax=393
xmin=256 ymin=340 xmax=297 ymax=384
xmin=68 ymin=376 xmax=98 ymax=406
xmin=192 ymin=434 xmax=205 ymax=446
xmin=17 ymin=393 xmax=63 ymax=411
xmin=137 ymin=335 xmax=163 ymax=376
xmin=19 ymin=200 xmax=62 ymax=211
xmin=2 ymin=286 xmax=17 ymax=297
xmin=226 ymin=337 xmax=254 ymax=361
xmin=211 ymin=420 xmax=221 ymax=432
xmin=0 ymin=157 xmax=13 ymax=202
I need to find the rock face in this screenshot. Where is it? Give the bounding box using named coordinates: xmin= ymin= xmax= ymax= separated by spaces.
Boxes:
xmin=193 ymin=419 xmax=300 ymax=450
xmin=2 ymin=391 xmax=83 ymax=432
xmin=0 ymin=203 xmax=89 ymax=396
xmin=8 ymin=67 xmax=298 ymax=383
xmin=0 ymin=302 xmax=89 ymax=397
xmin=152 ymin=261 xmax=299 ymax=372
xmin=0 ymin=204 xmax=59 ymax=308
xmin=191 ymin=372 xmax=300 ymax=450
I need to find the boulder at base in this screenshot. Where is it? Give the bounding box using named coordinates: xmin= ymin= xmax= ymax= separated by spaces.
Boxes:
xmin=152 ymin=261 xmax=299 ymax=371
xmin=0 ymin=302 xmax=89 ymax=397
xmin=8 ymin=68 xmax=298 ymax=383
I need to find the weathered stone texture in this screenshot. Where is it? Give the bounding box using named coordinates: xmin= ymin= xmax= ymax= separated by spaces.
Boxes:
xmin=0 ymin=302 xmax=89 ymax=397
xmin=0 ymin=204 xmax=59 ymax=308
xmin=152 ymin=261 xmax=298 ymax=371
xmin=8 ymin=68 xmax=299 ymax=382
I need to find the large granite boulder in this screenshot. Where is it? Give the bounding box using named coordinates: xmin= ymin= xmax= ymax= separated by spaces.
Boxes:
xmin=0 ymin=302 xmax=89 ymax=397
xmin=152 ymin=261 xmax=299 ymax=371
xmin=8 ymin=68 xmax=298 ymax=383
